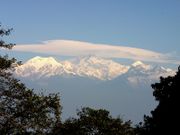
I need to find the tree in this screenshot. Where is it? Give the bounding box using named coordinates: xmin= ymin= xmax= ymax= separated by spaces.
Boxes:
xmin=0 ymin=24 xmax=62 ymax=134
xmin=53 ymin=107 xmax=135 ymax=135
xmin=136 ymin=67 xmax=180 ymax=135
xmin=0 ymin=24 xmax=14 ymax=49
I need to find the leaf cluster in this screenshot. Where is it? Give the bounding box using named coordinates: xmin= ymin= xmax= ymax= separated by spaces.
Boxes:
xmin=53 ymin=107 xmax=135 ymax=135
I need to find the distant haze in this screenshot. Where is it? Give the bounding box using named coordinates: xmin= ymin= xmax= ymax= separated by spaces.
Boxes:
xmin=14 ymin=56 xmax=175 ymax=124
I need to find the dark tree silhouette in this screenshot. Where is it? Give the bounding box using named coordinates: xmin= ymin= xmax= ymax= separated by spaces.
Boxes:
xmin=0 ymin=24 xmax=14 ymax=49
xmin=0 ymin=24 xmax=62 ymax=134
xmin=136 ymin=67 xmax=180 ymax=135
xmin=53 ymin=107 xmax=135 ymax=135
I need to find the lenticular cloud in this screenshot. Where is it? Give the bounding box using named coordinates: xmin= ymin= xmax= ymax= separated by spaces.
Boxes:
xmin=13 ymin=39 xmax=179 ymax=64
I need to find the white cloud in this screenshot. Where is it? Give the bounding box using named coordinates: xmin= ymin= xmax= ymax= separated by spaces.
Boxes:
xmin=13 ymin=39 xmax=180 ymax=64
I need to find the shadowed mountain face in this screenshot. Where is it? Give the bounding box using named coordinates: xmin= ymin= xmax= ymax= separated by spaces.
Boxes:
xmin=14 ymin=56 xmax=175 ymax=123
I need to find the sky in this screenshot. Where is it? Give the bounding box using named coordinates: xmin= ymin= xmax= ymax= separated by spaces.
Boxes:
xmin=0 ymin=0 xmax=180 ymax=67
xmin=0 ymin=0 xmax=179 ymax=123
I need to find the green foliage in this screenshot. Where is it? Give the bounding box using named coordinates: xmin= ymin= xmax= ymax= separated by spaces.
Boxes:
xmin=0 ymin=24 xmax=62 ymax=134
xmin=136 ymin=67 xmax=180 ymax=135
xmin=0 ymin=55 xmax=21 ymax=70
xmin=0 ymin=76 xmax=61 ymax=134
xmin=53 ymin=107 xmax=135 ymax=135
xmin=0 ymin=24 xmax=14 ymax=49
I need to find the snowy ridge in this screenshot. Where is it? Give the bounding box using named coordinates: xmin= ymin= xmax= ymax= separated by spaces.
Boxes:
xmin=70 ymin=56 xmax=129 ymax=80
xmin=15 ymin=56 xmax=129 ymax=80
xmin=126 ymin=62 xmax=175 ymax=85
xmin=15 ymin=56 xmax=175 ymax=82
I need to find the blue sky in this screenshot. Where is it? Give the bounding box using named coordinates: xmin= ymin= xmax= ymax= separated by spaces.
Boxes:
xmin=0 ymin=0 xmax=180 ymax=66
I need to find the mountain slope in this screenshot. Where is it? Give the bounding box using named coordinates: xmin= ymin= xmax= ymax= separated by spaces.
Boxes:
xmin=125 ymin=61 xmax=175 ymax=85
xmin=70 ymin=56 xmax=129 ymax=80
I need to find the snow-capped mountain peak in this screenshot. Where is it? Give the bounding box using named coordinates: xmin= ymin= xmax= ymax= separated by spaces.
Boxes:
xmin=132 ymin=61 xmax=144 ymax=67
xmin=26 ymin=56 xmax=59 ymax=66
xmin=70 ymin=56 xmax=129 ymax=80
xmin=131 ymin=60 xmax=151 ymax=70
xmin=15 ymin=56 xmax=65 ymax=78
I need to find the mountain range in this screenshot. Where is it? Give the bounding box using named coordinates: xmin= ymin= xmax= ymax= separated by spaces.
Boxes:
xmin=14 ymin=56 xmax=176 ymax=123
xmin=15 ymin=56 xmax=175 ymax=83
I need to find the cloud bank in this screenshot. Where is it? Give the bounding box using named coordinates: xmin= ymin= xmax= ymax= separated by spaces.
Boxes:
xmin=14 ymin=40 xmax=179 ymax=64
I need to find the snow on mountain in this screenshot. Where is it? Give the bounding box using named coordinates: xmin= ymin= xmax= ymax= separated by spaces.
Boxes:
xmin=15 ymin=56 xmax=129 ymax=80
xmin=15 ymin=56 xmax=175 ymax=83
xmin=131 ymin=61 xmax=151 ymax=70
xmin=15 ymin=56 xmax=76 ymax=79
xmin=70 ymin=56 xmax=129 ymax=80
xmin=126 ymin=61 xmax=175 ymax=85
